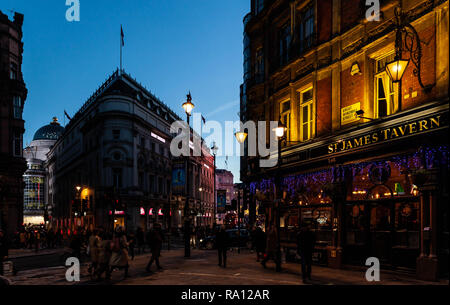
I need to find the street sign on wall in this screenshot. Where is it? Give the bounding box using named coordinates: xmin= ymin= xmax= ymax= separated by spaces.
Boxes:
xmin=341 ymin=102 xmax=360 ymax=125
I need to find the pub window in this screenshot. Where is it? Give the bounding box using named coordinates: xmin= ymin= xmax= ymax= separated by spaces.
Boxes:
xmin=299 ymin=87 xmax=314 ymax=141
xmin=10 ymin=62 xmax=18 ymax=80
xmin=299 ymin=3 xmax=315 ymax=53
xmin=375 ymin=53 xmax=399 ymax=118
xmin=280 ymin=100 xmax=291 ymax=142
xmin=13 ymin=96 xmax=22 ymax=119
xmin=278 ymin=23 xmax=291 ymax=67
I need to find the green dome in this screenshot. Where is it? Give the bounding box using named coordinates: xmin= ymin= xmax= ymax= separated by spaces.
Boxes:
xmin=33 ymin=117 xmax=65 ymax=141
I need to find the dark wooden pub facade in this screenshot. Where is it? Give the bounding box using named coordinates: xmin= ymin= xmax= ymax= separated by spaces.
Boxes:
xmin=240 ymin=0 xmax=449 ymax=281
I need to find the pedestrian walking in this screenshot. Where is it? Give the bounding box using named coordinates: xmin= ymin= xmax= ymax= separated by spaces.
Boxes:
xmin=88 ymin=229 xmax=101 ymax=277
xmin=0 ymin=230 xmax=8 ymax=276
xmin=69 ymin=232 xmax=82 ymax=259
xmin=95 ymin=232 xmax=112 ymax=281
xmin=128 ymin=232 xmax=136 ymax=260
xmin=136 ymin=227 xmax=145 ymax=254
xmin=109 ymin=227 xmax=130 ymax=279
xmin=254 ymin=226 xmax=266 ymax=262
xmin=216 ymin=226 xmax=229 ymax=268
xmin=146 ymin=223 xmax=164 ymax=273
xmin=296 ymin=225 xmax=315 ymax=282
xmin=261 ymin=225 xmax=278 ymax=268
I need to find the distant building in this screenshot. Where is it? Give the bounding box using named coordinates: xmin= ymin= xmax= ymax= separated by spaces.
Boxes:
xmin=47 ymin=70 xmax=178 ymax=232
xmin=0 ymin=11 xmax=27 ymax=235
xmin=23 ymin=118 xmax=64 ymax=225
xmin=215 ymin=169 xmax=234 ymax=222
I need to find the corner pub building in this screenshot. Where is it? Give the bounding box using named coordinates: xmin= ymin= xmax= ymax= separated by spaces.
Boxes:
xmin=240 ymin=0 xmax=449 ymax=281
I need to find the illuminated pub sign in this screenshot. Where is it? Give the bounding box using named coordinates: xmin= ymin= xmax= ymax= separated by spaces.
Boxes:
xmin=328 ymin=114 xmax=445 ymax=154
xmin=280 ymin=112 xmax=448 ymax=165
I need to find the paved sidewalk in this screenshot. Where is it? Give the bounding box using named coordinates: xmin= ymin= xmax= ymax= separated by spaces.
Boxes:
xmin=8 ymin=248 xmax=66 ymax=259
xmin=8 ymin=248 xmax=448 ymax=285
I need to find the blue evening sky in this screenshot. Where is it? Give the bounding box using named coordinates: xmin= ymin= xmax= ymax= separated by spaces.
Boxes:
xmin=1 ymin=0 xmax=249 ymax=182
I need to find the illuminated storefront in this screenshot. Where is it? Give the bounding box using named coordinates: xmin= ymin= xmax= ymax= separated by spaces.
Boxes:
xmin=248 ymin=108 xmax=449 ymax=275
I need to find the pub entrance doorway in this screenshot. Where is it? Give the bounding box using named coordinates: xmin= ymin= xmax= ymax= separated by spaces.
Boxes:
xmin=344 ymin=197 xmax=420 ymax=271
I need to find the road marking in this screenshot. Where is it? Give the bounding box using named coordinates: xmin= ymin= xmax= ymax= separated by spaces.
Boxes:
xmin=178 ymin=272 xmax=300 ymax=285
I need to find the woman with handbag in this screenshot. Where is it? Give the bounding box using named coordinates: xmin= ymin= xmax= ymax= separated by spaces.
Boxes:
xmin=109 ymin=227 xmax=130 ymax=280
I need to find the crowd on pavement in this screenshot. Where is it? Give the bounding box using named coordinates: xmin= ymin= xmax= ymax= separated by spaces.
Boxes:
xmin=1 ymin=221 xmax=316 ymax=284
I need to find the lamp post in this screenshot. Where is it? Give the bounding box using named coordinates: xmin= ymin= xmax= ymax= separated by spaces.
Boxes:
xmin=237 ymin=187 xmax=242 ymax=254
xmin=235 ymin=132 xmax=248 ymax=254
xmin=385 ymin=6 xmax=435 ymax=92
xmin=211 ymin=142 xmax=218 ymax=228
xmin=182 ymin=92 xmax=194 ymax=258
xmin=273 ymin=119 xmax=287 ymax=272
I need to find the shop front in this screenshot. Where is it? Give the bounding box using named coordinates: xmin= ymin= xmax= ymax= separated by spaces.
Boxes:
xmin=247 ymin=104 xmax=449 ymax=280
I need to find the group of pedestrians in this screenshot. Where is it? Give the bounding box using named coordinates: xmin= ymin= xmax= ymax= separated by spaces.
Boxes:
xmin=83 ymin=224 xmax=166 ymax=281
xmin=255 ymin=224 xmax=315 ymax=283
xmin=213 ymin=224 xmax=316 ymax=283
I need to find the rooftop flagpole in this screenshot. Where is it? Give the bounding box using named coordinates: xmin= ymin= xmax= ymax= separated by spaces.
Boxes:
xmin=120 ymin=25 xmax=124 ymax=74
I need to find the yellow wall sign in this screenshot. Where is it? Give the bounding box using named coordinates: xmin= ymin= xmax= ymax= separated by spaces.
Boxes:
xmin=341 ymin=103 xmax=360 ymax=125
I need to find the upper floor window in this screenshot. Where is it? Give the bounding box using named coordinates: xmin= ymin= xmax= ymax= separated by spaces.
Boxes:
xmin=112 ymin=168 xmax=122 ymax=188
xmin=10 ymin=63 xmax=18 ymax=80
xmin=279 ymin=23 xmax=291 ymax=67
xmin=255 ymin=0 xmax=264 ymax=14
xmin=255 ymin=47 xmax=264 ymax=82
xmin=299 ymin=3 xmax=315 ymax=53
xmin=13 ymin=131 xmax=22 ymax=157
xmin=13 ymin=96 xmax=22 ymax=119
xmin=280 ymin=100 xmax=291 ymax=142
xmin=113 ymin=129 xmax=120 ymax=140
xmin=375 ymin=53 xmax=399 ymax=118
xmin=299 ymin=87 xmax=314 ymax=142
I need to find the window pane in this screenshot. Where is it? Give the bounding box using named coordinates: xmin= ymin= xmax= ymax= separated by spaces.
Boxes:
xmin=378 ymin=78 xmax=386 ymax=99
xmin=302 ymin=106 xmax=308 ymax=122
xmin=302 ymin=89 xmax=313 ymax=102
xmin=303 ymin=123 xmax=309 ymax=140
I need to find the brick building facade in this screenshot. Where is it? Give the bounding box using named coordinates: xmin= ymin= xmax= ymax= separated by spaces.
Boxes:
xmin=0 ymin=11 xmax=27 ymax=236
xmin=240 ymin=0 xmax=449 ymax=280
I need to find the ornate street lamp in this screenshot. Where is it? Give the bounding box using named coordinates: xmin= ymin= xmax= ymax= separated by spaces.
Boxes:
xmin=273 ymin=120 xmax=287 ymax=139
xmin=234 ymin=131 xmax=248 ymax=144
xmin=211 ymin=142 xmax=218 ymax=228
xmin=182 ymin=92 xmax=195 ymax=116
xmin=385 ymin=6 xmax=435 ymax=92
xmin=182 ymin=92 xmax=194 ymax=258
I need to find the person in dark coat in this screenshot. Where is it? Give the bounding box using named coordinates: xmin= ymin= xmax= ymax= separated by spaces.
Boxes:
xmin=69 ymin=233 xmax=82 ymax=259
xmin=136 ymin=227 xmax=145 ymax=254
xmin=0 ymin=230 xmax=8 ymax=276
xmin=215 ymin=226 xmax=229 ymax=268
xmin=261 ymin=225 xmax=278 ymax=268
xmin=146 ymin=223 xmax=164 ymax=272
xmin=296 ymin=225 xmax=315 ymax=282
xmin=254 ymin=227 xmax=266 ymax=262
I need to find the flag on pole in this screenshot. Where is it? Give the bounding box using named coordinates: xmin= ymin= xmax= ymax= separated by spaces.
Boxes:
xmin=120 ymin=25 xmax=125 ymax=46
xmin=64 ymin=110 xmax=72 ymax=121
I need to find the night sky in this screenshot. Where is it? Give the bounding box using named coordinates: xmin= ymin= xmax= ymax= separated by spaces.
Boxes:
xmin=1 ymin=0 xmax=248 ymax=182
